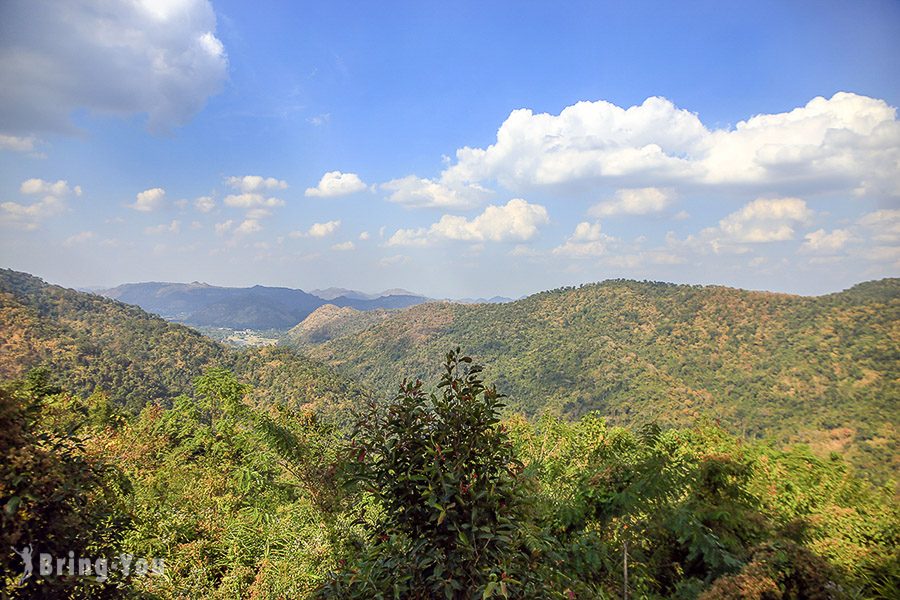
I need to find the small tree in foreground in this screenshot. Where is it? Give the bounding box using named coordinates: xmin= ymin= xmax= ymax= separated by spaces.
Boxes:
xmin=321 ymin=348 xmax=556 ymax=599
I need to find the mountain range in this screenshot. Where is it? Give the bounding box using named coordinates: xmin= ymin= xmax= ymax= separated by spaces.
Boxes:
xmin=97 ymin=281 xmax=429 ymax=329
xmin=0 ymin=269 xmax=366 ymax=413
xmin=3 ymin=269 xmax=897 ymax=482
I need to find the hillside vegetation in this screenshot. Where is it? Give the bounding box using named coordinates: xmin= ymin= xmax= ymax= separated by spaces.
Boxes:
xmin=0 ymin=269 xmax=367 ymax=414
xmin=2 ymin=349 xmax=897 ymax=598
xmin=286 ymin=304 xmax=393 ymax=346
xmin=1 ymin=270 xmax=897 ymax=597
xmin=305 ymin=279 xmax=900 ymax=480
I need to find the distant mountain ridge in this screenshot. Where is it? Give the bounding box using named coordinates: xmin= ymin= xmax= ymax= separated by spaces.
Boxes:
xmin=309 ymin=287 xmax=419 ymax=301
xmin=98 ymin=281 xmax=429 ymax=329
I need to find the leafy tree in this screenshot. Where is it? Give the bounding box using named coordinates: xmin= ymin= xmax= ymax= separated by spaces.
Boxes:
xmin=0 ymin=370 xmax=131 ymax=598
xmin=322 ymin=348 xmax=555 ymax=599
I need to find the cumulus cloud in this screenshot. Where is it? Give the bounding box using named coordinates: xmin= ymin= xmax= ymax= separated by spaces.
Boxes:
xmin=589 ymin=188 xmax=673 ymax=217
xmin=227 ymin=175 xmax=288 ymax=193
xmin=305 ymin=171 xmax=367 ymax=197
xmin=20 ymin=179 xmax=81 ymax=197
xmin=801 ymin=228 xmax=852 ymax=253
xmin=223 ymin=193 xmax=285 ymax=209
xmin=221 ymin=176 xmax=287 ymax=214
xmin=381 ymin=175 xmax=490 ymax=209
xmin=1 ymin=196 xmax=67 ymax=229
xmin=194 ymin=196 xmax=215 ymax=213
xmin=214 ymin=220 xmax=233 ymax=235
xmin=716 ymin=197 xmax=813 ymax=244
xmin=665 ymin=197 xmax=816 ymax=257
xmin=552 ymin=221 xmax=617 ymax=257
xmin=359 ymin=231 xmax=370 ymax=240
xmin=387 ymin=198 xmax=549 ymax=246
xmin=1 ymin=134 xmax=38 ymax=152
xmin=234 ymin=219 xmax=262 ymax=235
xmin=331 ymin=241 xmax=355 ymax=251
xmin=1 ymin=177 xmax=82 ymax=229
xmin=0 ymin=0 xmax=227 ymax=137
xmin=430 ymin=92 xmax=899 ymax=198
xmin=291 ymin=220 xmax=341 ymax=238
xmin=130 ymin=188 xmax=166 ymax=212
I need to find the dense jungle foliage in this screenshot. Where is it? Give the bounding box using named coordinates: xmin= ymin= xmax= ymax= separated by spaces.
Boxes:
xmin=1 ymin=270 xmax=898 ymax=597
xmin=1 ymin=352 xmax=897 ymax=598
xmin=304 ymin=279 xmax=900 ymax=482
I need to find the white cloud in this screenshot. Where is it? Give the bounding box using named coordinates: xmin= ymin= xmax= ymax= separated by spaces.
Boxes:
xmin=359 ymin=231 xmax=370 ymax=240
xmin=433 ymin=92 xmax=900 ymax=198
xmin=244 ymin=208 xmax=271 ymax=220
xmin=144 ymin=219 xmax=181 ymax=235
xmin=20 ymin=179 xmax=79 ymax=196
xmin=223 ymin=193 xmax=285 ymax=209
xmin=387 ymin=198 xmax=549 ymax=246
xmin=589 ymin=188 xmax=673 ymax=217
xmin=291 ymin=220 xmax=341 ymax=238
xmin=331 ymin=241 xmax=355 ymax=251
xmin=214 ymin=220 xmax=233 ymax=235
xmin=801 ymin=228 xmax=851 ymax=253
xmin=130 ymin=188 xmax=166 ymax=212
xmin=226 ymin=175 xmax=288 ymax=193
xmin=552 ymin=221 xmax=617 ymax=257
xmin=716 ymin=197 xmax=813 ymax=244
xmin=1 ymin=177 xmax=82 ymax=228
xmin=305 ymin=171 xmax=367 ymax=197
xmin=381 ymin=175 xmax=489 ymax=209
xmin=0 ymin=0 xmax=227 ymax=136
xmin=0 ymin=196 xmax=67 ymax=229
xmin=664 ymin=197 xmax=816 ymax=258
xmin=194 ymin=196 xmax=214 ymax=213
xmin=234 ymin=219 xmax=262 ymax=235
xmin=63 ymin=230 xmax=95 ymax=246
xmin=1 ymin=134 xmax=37 ymax=152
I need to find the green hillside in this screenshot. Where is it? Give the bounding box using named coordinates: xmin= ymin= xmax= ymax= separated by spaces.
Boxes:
xmin=0 ymin=269 xmax=366 ymax=414
xmin=1 ymin=270 xmax=897 ymax=597
xmin=286 ymin=303 xmax=393 ymax=346
xmin=306 ymin=279 xmax=899 ymax=480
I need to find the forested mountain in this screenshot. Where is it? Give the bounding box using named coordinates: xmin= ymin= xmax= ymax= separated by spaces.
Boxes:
xmin=305 ymin=279 xmax=900 ymax=480
xmin=98 ymin=281 xmax=428 ymax=329
xmin=1 ymin=269 xmax=898 ymax=598
xmin=0 ymin=269 xmax=366 ymax=414
xmin=286 ymin=304 xmax=393 ymax=346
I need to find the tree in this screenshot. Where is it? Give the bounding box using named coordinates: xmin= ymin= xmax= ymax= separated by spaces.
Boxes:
xmin=322 ymin=348 xmax=553 ymax=599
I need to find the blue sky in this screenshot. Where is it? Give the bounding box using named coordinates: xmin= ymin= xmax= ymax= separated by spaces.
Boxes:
xmin=1 ymin=0 xmax=898 ymax=298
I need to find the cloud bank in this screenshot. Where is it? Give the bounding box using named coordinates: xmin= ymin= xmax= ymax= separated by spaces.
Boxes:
xmin=404 ymin=92 xmax=899 ymax=200
xmin=0 ymin=0 xmax=227 ymax=137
